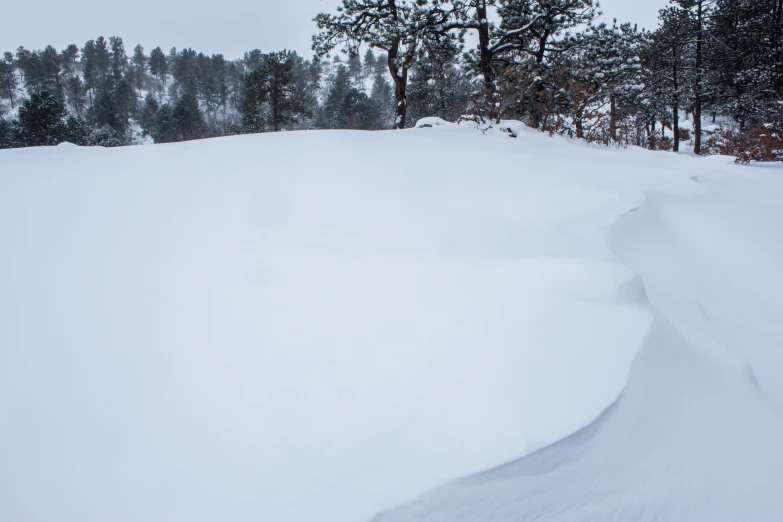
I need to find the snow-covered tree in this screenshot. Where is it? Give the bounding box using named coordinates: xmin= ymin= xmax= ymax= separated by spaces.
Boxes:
xmin=313 ymin=0 xmax=456 ymax=129
xmin=649 ymin=5 xmax=694 ymax=151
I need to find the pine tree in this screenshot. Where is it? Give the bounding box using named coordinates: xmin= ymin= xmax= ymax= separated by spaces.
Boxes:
xmin=348 ymin=54 xmax=364 ymax=87
xmin=88 ymin=84 xmax=122 ymax=135
xmin=0 ymin=52 xmax=17 ymax=109
xmin=407 ymin=38 xmax=472 ymax=125
xmin=40 ymin=45 xmax=64 ymax=95
xmin=173 ymin=93 xmax=204 ymax=140
xmin=240 ymin=50 xmax=312 ymax=132
xmin=132 ymin=44 xmax=146 ymax=95
xmin=65 ymin=75 xmax=87 ymax=115
xmin=314 ymin=0 xmax=456 ymax=129
xmin=651 ymin=5 xmax=694 ymax=151
xmin=0 ymin=109 xmax=16 ymax=149
xmin=59 ymin=44 xmax=80 ymax=78
xmin=81 ymin=40 xmax=97 ymax=102
xmin=148 ymin=46 xmax=168 ymax=85
xmin=363 ymin=48 xmax=377 ymax=78
xmin=707 ymin=0 xmax=781 ymax=127
xmin=151 ymin=103 xmax=179 ymax=143
xmin=140 ymin=93 xmax=159 ymax=137
xmin=172 ymin=48 xmax=199 ymax=97
xmin=13 ymin=91 xmax=69 ymax=146
xmin=674 ymin=0 xmax=712 ymax=153
xmin=109 ymin=36 xmax=128 ymax=81
xmin=61 ymin=44 xmax=79 ymax=67
xmin=369 ymin=72 xmax=396 ymax=129
xmin=319 ymin=65 xmax=378 ymax=129
xmin=243 ymin=49 xmax=264 ymax=72
xmin=573 ymin=21 xmax=648 ymax=144
xmin=93 ymin=37 xmax=111 ymax=83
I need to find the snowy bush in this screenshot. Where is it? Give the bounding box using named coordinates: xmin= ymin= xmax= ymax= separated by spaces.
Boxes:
xmin=703 ymin=124 xmax=783 ymax=163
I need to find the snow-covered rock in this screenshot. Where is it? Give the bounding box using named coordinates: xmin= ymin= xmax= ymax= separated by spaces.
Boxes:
xmin=414 ymin=116 xmax=455 ymax=128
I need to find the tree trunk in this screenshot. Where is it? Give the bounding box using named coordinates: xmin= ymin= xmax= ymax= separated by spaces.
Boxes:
xmin=476 ymin=0 xmax=496 ymax=119
xmin=387 ymin=38 xmax=408 ymax=130
xmin=530 ymin=31 xmax=551 ymax=129
xmin=673 ymin=107 xmax=680 ymax=152
xmin=391 ymin=71 xmax=407 ymax=129
xmin=272 ymin=85 xmax=280 ymax=132
xmin=694 ymin=0 xmax=703 ymax=155
xmin=672 ymin=48 xmax=680 ymax=153
xmin=609 ymin=96 xmax=617 ymax=143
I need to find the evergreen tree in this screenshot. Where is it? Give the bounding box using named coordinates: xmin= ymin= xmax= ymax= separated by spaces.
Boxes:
xmin=14 ymin=46 xmax=36 ymax=89
xmin=348 ymin=54 xmax=364 ymax=86
xmin=320 ymin=65 xmax=379 ymax=129
xmin=0 ymin=52 xmax=17 ymax=108
xmin=86 ymin=76 xmax=136 ymax=141
xmin=243 ymin=49 xmax=264 ymax=72
xmin=314 ymin=0 xmax=456 ymax=129
xmin=65 ymin=75 xmax=87 ymax=115
xmin=172 ymin=48 xmax=199 ymax=96
xmin=407 ymin=39 xmax=472 ymax=124
xmin=148 ymin=46 xmax=168 ymax=84
xmin=13 ymin=91 xmax=69 ymax=146
xmin=151 ymin=102 xmax=179 ymax=143
xmin=81 ymin=40 xmax=97 ymax=102
xmin=707 ymin=0 xmax=781 ymax=127
xmin=132 ymin=44 xmax=146 ymax=95
xmin=0 ymin=112 xmax=16 ymax=149
xmin=240 ymin=67 xmax=267 ymax=133
xmin=672 ymin=0 xmax=712 ymax=153
xmin=88 ymin=124 xmax=124 ymax=147
xmin=93 ymin=37 xmax=111 ymax=83
xmin=363 ymin=48 xmax=377 ymax=78
xmin=140 ymin=93 xmax=159 ymax=137
xmin=109 ymin=36 xmax=128 ymax=81
xmin=651 ymin=5 xmax=694 ymax=151
xmin=211 ymin=54 xmax=230 ymax=115
xmin=40 ymin=45 xmax=64 ymax=95
xmin=369 ymin=72 xmax=395 ymax=129
xmin=63 ymin=115 xmax=91 ymax=145
xmin=240 ymin=50 xmax=312 ymax=132
xmin=173 ymin=92 xmax=205 ymax=140
xmin=61 ymin=44 xmax=79 ymax=67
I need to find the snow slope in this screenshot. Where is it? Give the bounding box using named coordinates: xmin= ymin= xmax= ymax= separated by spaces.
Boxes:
xmin=1 ymin=124 xmax=782 ymax=522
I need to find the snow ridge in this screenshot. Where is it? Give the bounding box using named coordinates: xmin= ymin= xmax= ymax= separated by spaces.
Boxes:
xmin=373 ymin=188 xmax=783 ymax=522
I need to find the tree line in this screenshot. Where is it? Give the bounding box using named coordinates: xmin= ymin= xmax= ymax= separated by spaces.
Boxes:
xmin=0 ymin=39 xmax=400 ymax=148
xmin=2 ymin=0 xmax=782 ymax=162
xmin=314 ymin=0 xmax=783 ymax=160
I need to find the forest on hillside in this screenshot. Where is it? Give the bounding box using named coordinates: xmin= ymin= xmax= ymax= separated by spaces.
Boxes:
xmin=1 ymin=0 xmax=782 ymax=162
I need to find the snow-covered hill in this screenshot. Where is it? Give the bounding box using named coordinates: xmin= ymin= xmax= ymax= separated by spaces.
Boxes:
xmin=1 ymin=123 xmax=782 ymax=522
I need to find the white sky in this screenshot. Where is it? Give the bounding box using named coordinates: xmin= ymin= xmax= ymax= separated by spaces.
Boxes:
xmin=2 ymin=0 xmax=667 ymax=60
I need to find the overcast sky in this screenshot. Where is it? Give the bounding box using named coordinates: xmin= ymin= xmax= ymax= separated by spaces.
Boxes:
xmin=2 ymin=0 xmax=668 ymax=60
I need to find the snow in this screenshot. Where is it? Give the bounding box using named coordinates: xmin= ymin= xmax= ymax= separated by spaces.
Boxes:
xmin=1 ymin=124 xmax=782 ymax=522
xmin=414 ymin=117 xmax=454 ymax=128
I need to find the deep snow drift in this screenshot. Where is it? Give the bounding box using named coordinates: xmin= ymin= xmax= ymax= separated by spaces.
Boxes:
xmin=1 ymin=123 xmax=782 ymax=522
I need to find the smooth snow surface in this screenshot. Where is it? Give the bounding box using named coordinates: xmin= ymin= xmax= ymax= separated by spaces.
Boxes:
xmin=1 ymin=124 xmax=782 ymax=522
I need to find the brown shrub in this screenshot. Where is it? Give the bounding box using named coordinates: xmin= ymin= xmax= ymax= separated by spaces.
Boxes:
xmin=734 ymin=124 xmax=783 ymax=164
xmin=703 ymin=124 xmax=783 ymax=164
xmin=647 ymin=132 xmax=673 ymax=151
